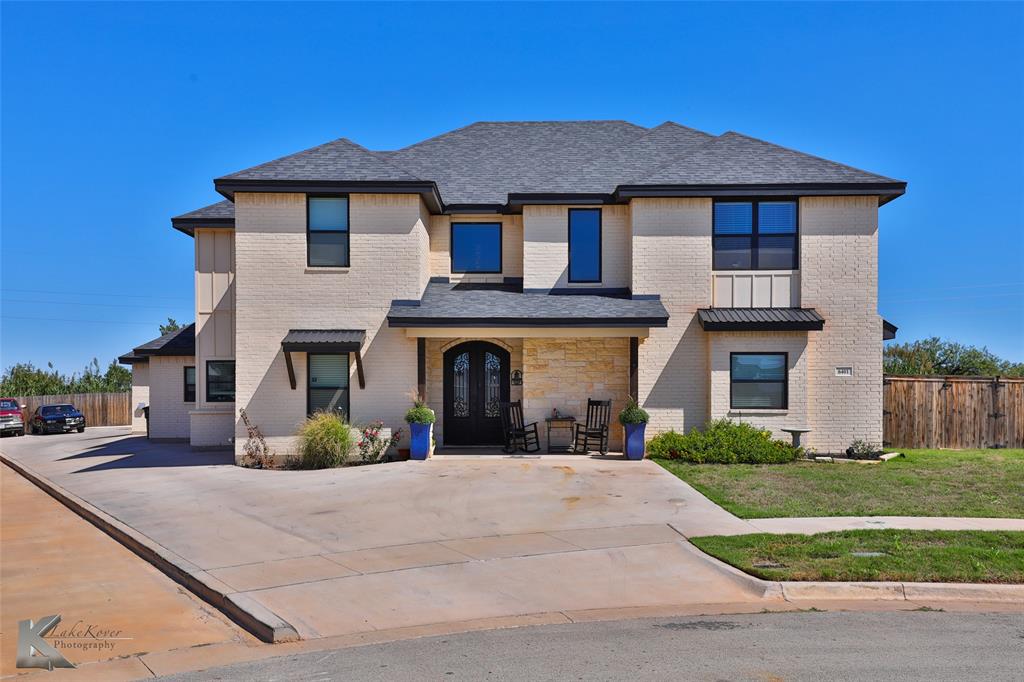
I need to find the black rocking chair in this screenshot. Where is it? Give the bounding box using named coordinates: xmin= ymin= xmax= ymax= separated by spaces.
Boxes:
xmin=573 ymin=399 xmax=611 ymax=454
xmin=499 ymin=401 xmax=541 ymax=453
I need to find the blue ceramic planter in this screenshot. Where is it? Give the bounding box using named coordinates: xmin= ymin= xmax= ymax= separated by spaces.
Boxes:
xmin=623 ymin=422 xmax=647 ymax=460
xmin=409 ymin=422 xmax=432 ymax=460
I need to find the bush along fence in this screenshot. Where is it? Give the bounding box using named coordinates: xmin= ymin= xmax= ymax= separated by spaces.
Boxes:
xmin=883 ymin=376 xmax=1024 ymax=449
xmin=12 ymin=392 xmax=130 ymax=427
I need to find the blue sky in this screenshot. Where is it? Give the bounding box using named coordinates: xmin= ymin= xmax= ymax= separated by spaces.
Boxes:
xmin=2 ymin=1 xmax=1022 ymax=375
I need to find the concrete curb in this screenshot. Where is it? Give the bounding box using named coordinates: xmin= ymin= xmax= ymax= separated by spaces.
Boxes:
xmin=0 ymin=454 xmax=299 ymax=644
xmin=780 ymin=581 xmax=1024 ymax=603
xmin=670 ymin=531 xmax=784 ymax=601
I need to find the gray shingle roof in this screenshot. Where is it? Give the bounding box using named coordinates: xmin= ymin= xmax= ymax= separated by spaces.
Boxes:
xmin=173 ymin=200 xmax=234 ymax=221
xmin=388 ymin=282 xmax=670 ymax=327
xmin=219 ymin=137 xmax=420 ymax=182
xmin=697 ymin=308 xmax=825 ymax=331
xmin=635 ymin=132 xmax=899 ymax=185
xmin=387 ymin=121 xmax=647 ymax=204
xmin=119 ymin=324 xmax=196 ymax=363
xmin=200 ymin=120 xmax=904 ymax=214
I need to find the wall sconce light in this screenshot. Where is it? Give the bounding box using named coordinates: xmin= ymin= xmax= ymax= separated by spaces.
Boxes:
xmin=511 ymin=369 xmax=523 ymax=385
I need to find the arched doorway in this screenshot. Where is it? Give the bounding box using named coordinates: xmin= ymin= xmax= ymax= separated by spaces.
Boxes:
xmin=443 ymin=341 xmax=510 ymax=445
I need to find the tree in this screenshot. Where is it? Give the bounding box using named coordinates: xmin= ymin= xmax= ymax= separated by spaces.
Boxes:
xmin=159 ymin=317 xmax=182 ymax=335
xmin=884 ymin=337 xmax=1024 ymax=377
xmin=0 ymin=358 xmax=134 ymax=396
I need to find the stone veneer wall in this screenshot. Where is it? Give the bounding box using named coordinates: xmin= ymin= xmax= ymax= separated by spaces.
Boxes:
xmin=522 ymin=338 xmax=629 ymax=451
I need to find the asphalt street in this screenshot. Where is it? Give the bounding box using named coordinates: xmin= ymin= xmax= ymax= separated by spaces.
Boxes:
xmin=159 ymin=609 xmax=1024 ymax=681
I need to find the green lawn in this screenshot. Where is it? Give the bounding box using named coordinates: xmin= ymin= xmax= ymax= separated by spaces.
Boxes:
xmin=690 ymin=530 xmax=1024 ymax=583
xmin=654 ymin=449 xmax=1024 ymax=519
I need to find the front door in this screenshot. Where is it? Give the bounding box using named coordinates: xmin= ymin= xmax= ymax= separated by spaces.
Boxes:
xmin=443 ymin=341 xmax=510 ymax=445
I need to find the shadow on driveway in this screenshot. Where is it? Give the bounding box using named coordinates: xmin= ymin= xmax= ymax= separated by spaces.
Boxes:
xmin=57 ymin=436 xmax=233 ymax=472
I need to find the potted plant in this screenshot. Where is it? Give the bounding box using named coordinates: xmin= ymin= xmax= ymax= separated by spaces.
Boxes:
xmin=618 ymin=396 xmax=649 ymax=460
xmin=404 ymin=398 xmax=436 ymax=460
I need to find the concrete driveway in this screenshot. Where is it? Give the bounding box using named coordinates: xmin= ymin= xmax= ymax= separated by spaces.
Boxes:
xmin=1 ymin=427 xmax=762 ymax=641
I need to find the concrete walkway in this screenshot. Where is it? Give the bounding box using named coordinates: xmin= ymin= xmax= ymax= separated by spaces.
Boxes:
xmin=742 ymin=516 xmax=1024 ymax=535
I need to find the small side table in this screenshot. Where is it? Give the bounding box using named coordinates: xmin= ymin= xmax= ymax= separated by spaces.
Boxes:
xmin=545 ymin=416 xmax=576 ymax=453
xmin=781 ymin=427 xmax=812 ymax=448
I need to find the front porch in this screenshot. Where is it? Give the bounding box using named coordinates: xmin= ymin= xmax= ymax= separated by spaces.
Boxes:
xmin=386 ymin=278 xmax=670 ymax=452
xmin=419 ymin=336 xmax=634 ymax=451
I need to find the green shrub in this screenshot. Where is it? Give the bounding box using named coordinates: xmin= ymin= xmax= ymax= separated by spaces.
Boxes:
xmin=404 ymin=399 xmax=436 ymax=425
xmin=296 ymin=412 xmax=354 ymax=469
xmin=618 ymin=396 xmax=649 ymax=425
xmin=647 ymin=419 xmax=800 ymax=464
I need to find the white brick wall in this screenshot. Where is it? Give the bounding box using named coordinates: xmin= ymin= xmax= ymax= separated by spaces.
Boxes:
xmin=629 ymin=195 xmax=882 ymax=453
xmin=522 ymin=205 xmax=630 ymax=290
xmin=708 ymin=332 xmax=809 ymax=440
xmin=233 ymin=192 xmax=429 ymax=461
xmin=428 ymin=215 xmax=523 ymax=282
xmin=631 ymin=198 xmax=712 ymax=433
xmin=147 ymin=355 xmax=193 ymax=440
xmin=130 ymin=362 xmax=149 ymax=434
xmin=801 ymin=196 xmax=883 ymax=452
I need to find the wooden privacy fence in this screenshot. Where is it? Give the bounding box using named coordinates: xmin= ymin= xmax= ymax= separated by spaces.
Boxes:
xmin=883 ymin=376 xmax=1024 ymax=449
xmin=14 ymin=392 xmax=130 ymax=427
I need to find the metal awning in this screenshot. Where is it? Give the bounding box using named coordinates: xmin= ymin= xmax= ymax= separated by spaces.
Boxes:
xmin=697 ymin=308 xmax=825 ymax=332
xmin=280 ymin=329 xmax=366 ymax=390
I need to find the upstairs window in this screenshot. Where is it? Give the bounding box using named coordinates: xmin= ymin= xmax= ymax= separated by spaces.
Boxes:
xmin=451 ymin=223 xmax=502 ymax=273
xmin=713 ymin=200 xmax=797 ymax=270
xmin=308 ymin=354 xmax=349 ymax=417
xmin=730 ymin=353 xmax=788 ymax=409
xmin=568 ymin=208 xmax=601 ymax=283
xmin=183 ymin=366 xmax=196 ymax=403
xmin=206 ymin=361 xmax=235 ymax=403
xmin=307 ymin=196 xmax=349 ymax=267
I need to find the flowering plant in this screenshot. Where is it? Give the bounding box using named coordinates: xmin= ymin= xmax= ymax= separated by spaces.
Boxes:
xmin=356 ymin=420 xmax=402 ymax=463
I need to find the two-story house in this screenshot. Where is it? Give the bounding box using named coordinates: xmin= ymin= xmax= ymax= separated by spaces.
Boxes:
xmin=120 ymin=121 xmax=905 ymax=461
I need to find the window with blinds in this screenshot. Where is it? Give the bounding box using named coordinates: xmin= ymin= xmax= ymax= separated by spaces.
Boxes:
xmin=308 ymin=354 xmax=349 ymax=417
xmin=713 ymin=200 xmax=797 ymax=270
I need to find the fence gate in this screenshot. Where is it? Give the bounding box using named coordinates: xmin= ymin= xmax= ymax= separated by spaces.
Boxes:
xmin=883 ymin=376 xmax=1024 ymax=449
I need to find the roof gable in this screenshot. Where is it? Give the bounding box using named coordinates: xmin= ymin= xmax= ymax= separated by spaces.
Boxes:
xmin=219 ymin=137 xmax=420 ymax=182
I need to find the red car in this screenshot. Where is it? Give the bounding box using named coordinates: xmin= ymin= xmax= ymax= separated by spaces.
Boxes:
xmin=0 ymin=398 xmax=26 ymax=437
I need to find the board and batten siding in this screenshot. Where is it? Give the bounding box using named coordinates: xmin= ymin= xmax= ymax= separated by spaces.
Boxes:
xmin=192 ymin=228 xmax=235 ymax=447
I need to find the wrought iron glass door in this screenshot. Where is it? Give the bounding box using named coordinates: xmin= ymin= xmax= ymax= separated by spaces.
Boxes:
xmin=443 ymin=341 xmax=510 ymax=445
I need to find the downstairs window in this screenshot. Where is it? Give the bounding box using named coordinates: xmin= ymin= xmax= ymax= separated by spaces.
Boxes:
xmin=308 ymin=354 xmax=349 ymax=418
xmin=730 ymin=353 xmax=788 ymax=409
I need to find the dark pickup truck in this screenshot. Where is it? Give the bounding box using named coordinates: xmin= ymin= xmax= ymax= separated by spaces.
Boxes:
xmin=30 ymin=404 xmax=86 ymax=434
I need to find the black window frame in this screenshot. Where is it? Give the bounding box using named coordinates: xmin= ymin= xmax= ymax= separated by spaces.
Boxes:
xmin=729 ymin=352 xmax=789 ymax=410
xmin=306 ymin=353 xmax=350 ymax=418
xmin=205 ymin=360 xmax=236 ymax=403
xmin=713 ymin=199 xmax=799 ymax=271
xmin=183 ymin=366 xmax=196 ymax=403
xmin=450 ymin=221 xmax=503 ymax=274
xmin=567 ymin=208 xmax=602 ymax=284
xmin=306 ymin=194 xmax=351 ymax=268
